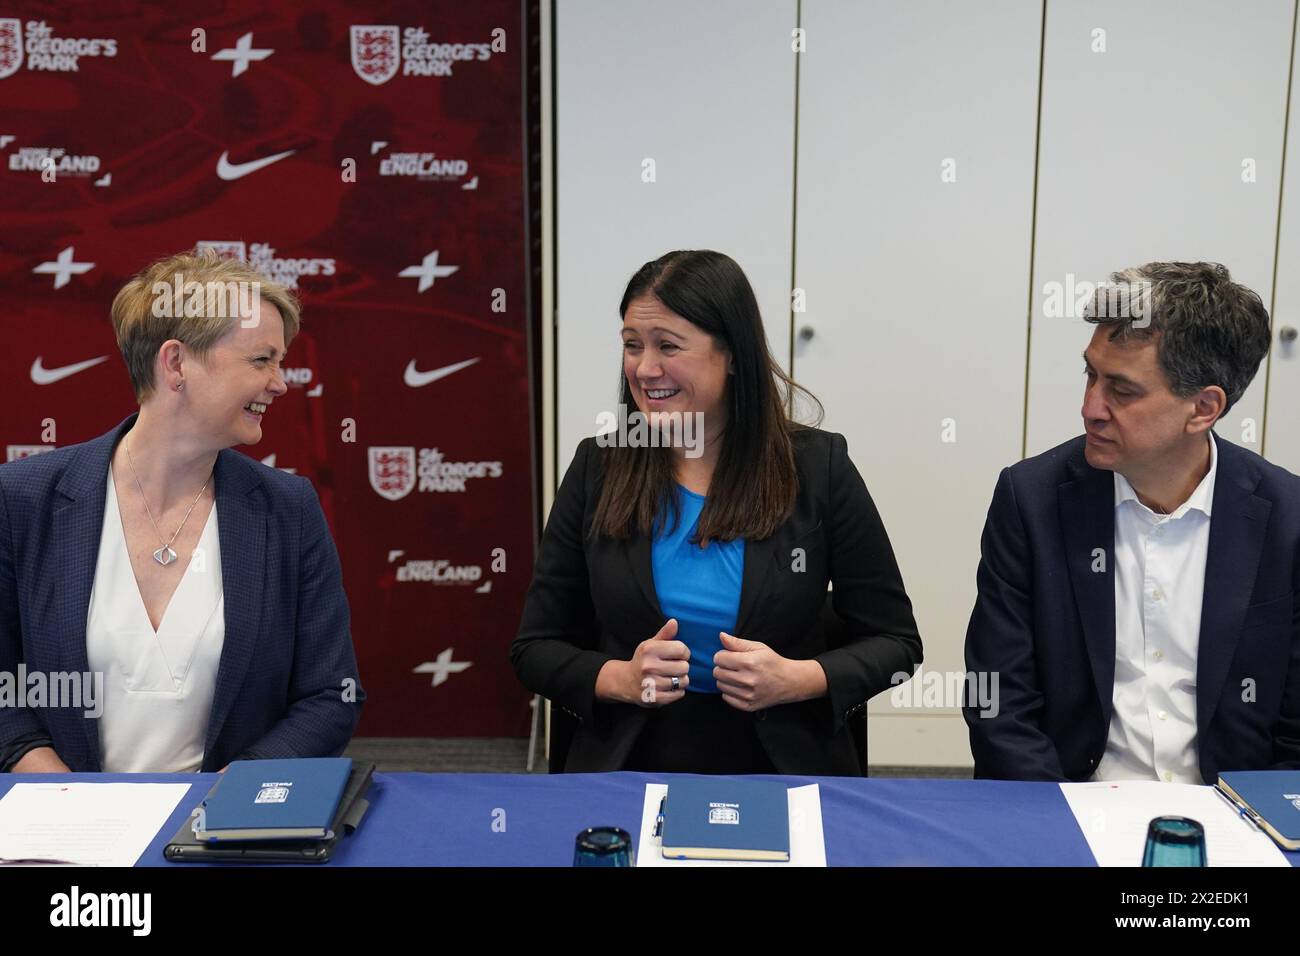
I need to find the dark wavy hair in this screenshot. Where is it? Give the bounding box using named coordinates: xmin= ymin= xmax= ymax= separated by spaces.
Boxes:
xmin=1084 ymin=261 xmax=1271 ymax=418
xmin=591 ymin=250 xmax=823 ymax=545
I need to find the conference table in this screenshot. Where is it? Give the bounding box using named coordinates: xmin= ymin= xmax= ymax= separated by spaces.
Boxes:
xmin=4 ymin=772 xmax=1298 ymax=866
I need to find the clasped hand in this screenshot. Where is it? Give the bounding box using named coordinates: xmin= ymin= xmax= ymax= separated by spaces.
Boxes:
xmin=625 ymin=619 xmax=807 ymax=711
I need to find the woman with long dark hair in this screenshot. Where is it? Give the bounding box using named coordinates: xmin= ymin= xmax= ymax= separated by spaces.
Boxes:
xmin=512 ymin=250 xmax=920 ymax=774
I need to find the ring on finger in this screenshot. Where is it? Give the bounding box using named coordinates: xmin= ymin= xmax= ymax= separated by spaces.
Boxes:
xmin=671 ymin=676 xmax=680 ymax=691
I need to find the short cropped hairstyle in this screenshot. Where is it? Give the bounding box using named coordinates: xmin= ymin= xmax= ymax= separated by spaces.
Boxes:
xmin=110 ymin=248 xmax=301 ymax=401
xmin=1084 ymin=261 xmax=1271 ymax=418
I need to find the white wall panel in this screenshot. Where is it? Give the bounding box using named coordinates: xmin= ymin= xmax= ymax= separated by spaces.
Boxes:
xmin=795 ymin=0 xmax=1042 ymax=766
xmin=556 ymin=0 xmax=798 ymax=474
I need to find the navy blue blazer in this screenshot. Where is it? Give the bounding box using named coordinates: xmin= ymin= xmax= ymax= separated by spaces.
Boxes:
xmin=0 ymin=414 xmax=364 ymax=772
xmin=964 ymin=433 xmax=1300 ymax=783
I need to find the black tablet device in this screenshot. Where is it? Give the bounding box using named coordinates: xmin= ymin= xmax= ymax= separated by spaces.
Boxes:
xmin=164 ymin=763 xmax=375 ymax=863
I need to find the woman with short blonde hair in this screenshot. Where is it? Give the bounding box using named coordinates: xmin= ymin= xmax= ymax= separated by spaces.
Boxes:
xmin=110 ymin=249 xmax=301 ymax=399
xmin=0 ymin=248 xmax=364 ymax=774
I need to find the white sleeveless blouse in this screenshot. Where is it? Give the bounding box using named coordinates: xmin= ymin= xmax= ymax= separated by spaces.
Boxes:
xmin=85 ymin=466 xmax=226 ymax=772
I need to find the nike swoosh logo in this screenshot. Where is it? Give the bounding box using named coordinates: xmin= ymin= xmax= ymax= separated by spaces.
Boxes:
xmin=31 ymin=355 xmax=108 ymax=385
xmin=404 ymin=357 xmax=480 ymax=388
xmin=216 ymin=148 xmax=297 ymax=181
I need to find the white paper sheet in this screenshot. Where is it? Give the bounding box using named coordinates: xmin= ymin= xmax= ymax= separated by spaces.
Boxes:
xmin=635 ymin=782 xmax=826 ymax=867
xmin=0 ymin=783 xmax=192 ymax=867
xmin=1060 ymin=781 xmax=1290 ymax=867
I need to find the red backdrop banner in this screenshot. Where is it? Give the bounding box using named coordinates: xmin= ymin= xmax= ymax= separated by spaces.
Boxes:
xmin=0 ymin=1 xmax=535 ymax=736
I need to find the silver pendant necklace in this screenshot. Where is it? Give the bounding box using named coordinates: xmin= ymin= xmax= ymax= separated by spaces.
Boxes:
xmin=124 ymin=434 xmax=213 ymax=566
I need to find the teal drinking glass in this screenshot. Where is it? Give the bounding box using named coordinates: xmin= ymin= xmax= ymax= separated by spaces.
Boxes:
xmin=1141 ymin=816 xmax=1207 ymax=866
xmin=573 ymin=827 xmax=633 ymax=867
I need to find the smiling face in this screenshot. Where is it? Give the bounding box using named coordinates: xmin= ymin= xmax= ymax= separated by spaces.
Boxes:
xmin=621 ymin=294 xmax=730 ymax=433
xmin=179 ymin=300 xmax=289 ymax=449
xmin=1080 ymin=324 xmax=1212 ymax=477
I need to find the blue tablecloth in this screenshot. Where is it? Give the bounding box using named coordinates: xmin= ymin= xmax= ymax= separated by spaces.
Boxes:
xmin=4 ymin=772 xmax=1298 ymax=866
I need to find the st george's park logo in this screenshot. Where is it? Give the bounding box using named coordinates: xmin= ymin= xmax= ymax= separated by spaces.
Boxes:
xmin=369 ymin=447 xmax=416 ymax=500
xmin=0 ymin=19 xmax=117 ymax=77
xmin=351 ymin=23 xmax=494 ymax=85
xmin=351 ymin=25 xmax=400 ymax=86
xmin=0 ymin=19 xmax=21 ymax=78
xmin=369 ymin=446 xmax=504 ymax=499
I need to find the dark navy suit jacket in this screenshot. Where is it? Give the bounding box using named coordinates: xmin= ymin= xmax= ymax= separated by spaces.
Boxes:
xmin=964 ymin=433 xmax=1300 ymax=783
xmin=0 ymin=414 xmax=364 ymax=772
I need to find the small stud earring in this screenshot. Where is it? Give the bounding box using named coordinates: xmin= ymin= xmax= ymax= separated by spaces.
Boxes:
xmin=176 ymin=382 xmax=184 ymax=391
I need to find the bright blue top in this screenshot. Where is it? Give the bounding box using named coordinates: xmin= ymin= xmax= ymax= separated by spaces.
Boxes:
xmin=651 ymin=484 xmax=746 ymax=694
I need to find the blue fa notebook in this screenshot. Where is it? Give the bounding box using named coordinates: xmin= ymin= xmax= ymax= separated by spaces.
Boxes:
xmin=660 ymin=778 xmax=790 ymax=862
xmin=197 ymin=758 xmax=353 ymax=842
xmin=1216 ymin=771 xmax=1300 ymax=851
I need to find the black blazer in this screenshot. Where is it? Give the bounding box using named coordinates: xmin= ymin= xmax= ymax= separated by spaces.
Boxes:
xmin=964 ymin=433 xmax=1300 ymax=783
xmin=511 ymin=426 xmax=921 ymax=774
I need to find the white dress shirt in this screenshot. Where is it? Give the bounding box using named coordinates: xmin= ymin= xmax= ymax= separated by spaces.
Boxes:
xmin=85 ymin=466 xmax=226 ymax=772
xmin=1092 ymin=433 xmax=1217 ymax=784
